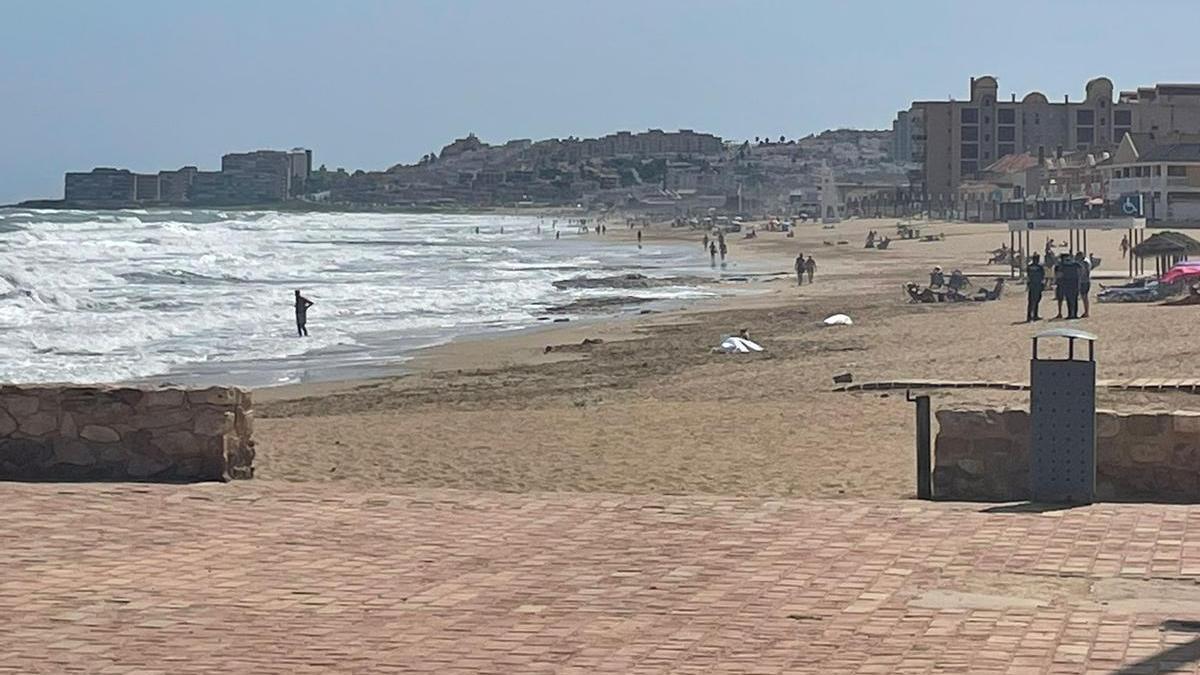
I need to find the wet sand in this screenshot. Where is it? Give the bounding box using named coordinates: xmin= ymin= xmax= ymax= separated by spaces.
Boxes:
xmin=254 ymin=216 xmax=1200 ymax=498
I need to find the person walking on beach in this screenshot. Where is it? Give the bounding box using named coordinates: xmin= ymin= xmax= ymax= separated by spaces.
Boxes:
xmin=636 ymin=229 xmax=643 ymax=249
xmin=1075 ymin=251 xmax=1092 ymax=318
xmin=709 ymin=241 xmax=717 ymax=268
xmin=804 ymin=255 xmax=817 ymax=284
xmin=1120 ymin=234 xmax=1130 ymax=259
xmin=1025 ymin=253 xmax=1045 ymax=322
xmin=703 ymin=233 xmax=709 ymax=250
xmin=794 ymin=253 xmax=805 ymax=286
xmin=294 ymin=290 xmax=314 ymax=337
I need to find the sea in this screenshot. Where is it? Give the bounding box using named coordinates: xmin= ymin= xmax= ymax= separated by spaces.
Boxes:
xmin=0 ymin=209 xmax=743 ymax=387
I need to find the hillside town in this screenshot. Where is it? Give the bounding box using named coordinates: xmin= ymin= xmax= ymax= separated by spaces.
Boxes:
xmin=35 ymin=74 xmax=1200 ymax=225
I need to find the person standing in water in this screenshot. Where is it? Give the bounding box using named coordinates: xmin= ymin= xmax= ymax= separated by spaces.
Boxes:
xmin=637 ymin=229 xmax=643 ymax=249
xmin=709 ymin=241 xmax=717 ymax=267
xmin=294 ymin=290 xmax=314 ymax=337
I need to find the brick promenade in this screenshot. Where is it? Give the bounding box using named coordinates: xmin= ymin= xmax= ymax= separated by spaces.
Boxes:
xmin=4 ymin=484 xmax=1200 ymax=673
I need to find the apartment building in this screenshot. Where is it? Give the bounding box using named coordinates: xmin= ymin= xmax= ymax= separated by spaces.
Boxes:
xmin=899 ymin=76 xmax=1200 ymax=199
xmin=64 ymin=168 xmax=136 ymax=205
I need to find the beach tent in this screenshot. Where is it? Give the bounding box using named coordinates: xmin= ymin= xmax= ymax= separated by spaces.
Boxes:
xmin=1160 ymin=261 xmax=1200 ymax=286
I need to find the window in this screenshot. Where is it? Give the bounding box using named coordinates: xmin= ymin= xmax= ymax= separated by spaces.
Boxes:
xmin=1115 ymin=110 xmax=1132 ymax=125
xmin=1100 ymin=118 xmax=1106 ymax=126
xmin=1077 ymin=127 xmax=1094 ymax=143
xmin=1154 ymin=166 xmax=1162 ymax=176
xmin=961 ymin=108 xmax=979 ymax=123
xmin=1115 ymin=127 xmax=1131 ymax=141
xmin=961 ymin=126 xmax=979 ymax=142
xmin=998 ymin=108 xmax=1015 ymax=124
xmin=961 ymin=144 xmax=979 ymax=159
xmin=983 ymin=151 xmax=990 ymax=160
xmin=998 ymin=127 xmax=1015 ymax=142
xmin=960 ymin=161 xmax=978 ymax=175
xmin=1122 ymin=168 xmax=1130 ymax=178
xmin=1077 ymin=109 xmax=1095 ymax=125
xmin=983 ymin=115 xmax=990 ymax=124
xmin=1169 ymin=165 xmax=1188 ymax=177
xmin=984 ymin=134 xmax=990 ymax=142
xmin=998 ymin=143 xmax=1015 ymax=156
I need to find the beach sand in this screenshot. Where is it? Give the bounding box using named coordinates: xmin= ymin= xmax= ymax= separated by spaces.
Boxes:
xmin=254 ymin=216 xmax=1199 ymax=498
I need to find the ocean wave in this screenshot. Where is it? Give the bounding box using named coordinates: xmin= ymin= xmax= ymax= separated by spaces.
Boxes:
xmin=0 ymin=210 xmax=715 ymax=384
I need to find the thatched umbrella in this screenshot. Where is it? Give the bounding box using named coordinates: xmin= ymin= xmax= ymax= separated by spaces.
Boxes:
xmin=1132 ymin=231 xmax=1200 ymax=276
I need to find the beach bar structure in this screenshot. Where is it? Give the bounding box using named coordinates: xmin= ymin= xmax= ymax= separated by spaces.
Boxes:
xmin=1006 ymin=218 xmax=1146 ymax=279
xmin=1131 ymin=231 xmax=1200 ymax=277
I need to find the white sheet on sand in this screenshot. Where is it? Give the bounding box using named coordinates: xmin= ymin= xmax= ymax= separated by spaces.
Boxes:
xmin=823 ymin=314 xmax=853 ymax=326
xmin=718 ymin=336 xmax=764 ymax=353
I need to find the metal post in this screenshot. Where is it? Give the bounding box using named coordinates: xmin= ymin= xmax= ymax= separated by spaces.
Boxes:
xmin=908 ymin=390 xmax=932 ymax=500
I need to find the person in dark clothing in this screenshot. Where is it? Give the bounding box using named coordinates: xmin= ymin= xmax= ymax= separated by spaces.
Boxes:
xmin=294 ymin=290 xmax=314 ymax=337
xmin=709 ymin=241 xmax=717 ymax=267
xmin=636 ymin=229 xmax=642 ymax=248
xmin=1025 ymin=253 xmax=1045 ymax=322
xmin=794 ymin=253 xmax=805 ymax=286
xmin=1053 ymin=256 xmax=1066 ymax=318
xmin=1058 ymin=253 xmax=1081 ymax=319
xmin=804 ymin=255 xmax=816 ymax=283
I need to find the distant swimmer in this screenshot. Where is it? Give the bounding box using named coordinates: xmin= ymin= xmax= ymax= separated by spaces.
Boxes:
xmin=294 ymin=290 xmax=314 ymax=337
xmin=555 ymin=230 xmax=560 ymax=240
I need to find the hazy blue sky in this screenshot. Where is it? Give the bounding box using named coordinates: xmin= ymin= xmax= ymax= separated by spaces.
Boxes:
xmin=4 ymin=0 xmax=1200 ymax=203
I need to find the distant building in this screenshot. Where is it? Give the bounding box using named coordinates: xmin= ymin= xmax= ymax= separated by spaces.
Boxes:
xmin=220 ymin=150 xmax=291 ymax=202
xmin=1105 ymin=132 xmax=1200 ymax=221
xmin=158 ymin=166 xmax=198 ymax=202
xmin=891 ymin=110 xmax=912 ymax=163
xmin=899 ymin=75 xmax=1200 ymax=199
xmin=133 ymin=173 xmax=160 ymax=202
xmin=64 ymin=168 xmax=136 ymax=205
xmin=287 ymin=148 xmax=311 ymax=195
xmin=188 ymin=171 xmax=236 ymax=204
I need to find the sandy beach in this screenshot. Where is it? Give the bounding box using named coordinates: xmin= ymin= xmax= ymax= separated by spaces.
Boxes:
xmin=254 ymin=216 xmax=1200 ymax=498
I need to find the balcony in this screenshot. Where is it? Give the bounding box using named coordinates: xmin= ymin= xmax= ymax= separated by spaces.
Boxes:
xmin=1109 ymin=176 xmax=1199 ymax=194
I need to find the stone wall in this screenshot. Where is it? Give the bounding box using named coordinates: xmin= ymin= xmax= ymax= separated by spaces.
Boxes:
xmin=0 ymin=385 xmax=254 ymax=482
xmin=934 ymin=408 xmax=1200 ymax=502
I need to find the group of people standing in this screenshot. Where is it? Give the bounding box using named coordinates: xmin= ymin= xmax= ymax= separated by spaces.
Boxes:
xmin=1025 ymin=251 xmax=1092 ymax=322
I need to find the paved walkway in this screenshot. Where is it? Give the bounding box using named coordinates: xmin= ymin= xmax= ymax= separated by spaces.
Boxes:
xmin=4 ymin=483 xmax=1200 ymax=673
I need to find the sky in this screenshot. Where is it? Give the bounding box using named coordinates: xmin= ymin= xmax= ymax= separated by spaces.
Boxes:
xmin=4 ymin=0 xmax=1200 ymax=203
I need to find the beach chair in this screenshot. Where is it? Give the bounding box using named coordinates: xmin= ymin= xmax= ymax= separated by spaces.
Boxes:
xmin=904 ymin=283 xmax=941 ymax=304
xmin=974 ymin=278 xmax=1005 ymax=301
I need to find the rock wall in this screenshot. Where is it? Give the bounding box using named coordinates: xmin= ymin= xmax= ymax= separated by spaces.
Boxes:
xmin=0 ymin=385 xmax=254 ymax=482
xmin=934 ymin=408 xmax=1200 ymax=502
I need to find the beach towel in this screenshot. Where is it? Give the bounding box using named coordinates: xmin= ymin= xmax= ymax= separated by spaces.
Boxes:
xmin=718 ymin=336 xmax=764 ymax=353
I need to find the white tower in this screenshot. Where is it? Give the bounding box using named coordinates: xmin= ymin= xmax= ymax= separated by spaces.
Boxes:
xmin=818 ymin=163 xmax=841 ymax=223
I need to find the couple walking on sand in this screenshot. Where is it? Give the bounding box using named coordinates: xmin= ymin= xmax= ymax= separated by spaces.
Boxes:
xmin=794 ymin=254 xmax=817 ymax=285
